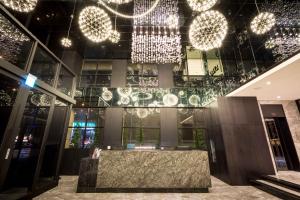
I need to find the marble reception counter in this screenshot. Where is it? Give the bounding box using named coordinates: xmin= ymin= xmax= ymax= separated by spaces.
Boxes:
xmin=97 ymin=150 xmax=211 ymax=190
xmin=78 ymin=150 xmax=211 ymax=192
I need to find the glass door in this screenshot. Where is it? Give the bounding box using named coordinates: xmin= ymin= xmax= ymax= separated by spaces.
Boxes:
xmin=4 ymin=88 xmax=53 ymax=189
xmin=264 ymin=118 xmax=288 ymax=170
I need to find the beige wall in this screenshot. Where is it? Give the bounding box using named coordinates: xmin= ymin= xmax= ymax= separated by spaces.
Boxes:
xmin=260 ymin=100 xmax=300 ymax=159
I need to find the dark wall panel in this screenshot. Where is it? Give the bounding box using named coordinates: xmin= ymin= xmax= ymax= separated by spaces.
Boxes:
xmin=103 ymin=108 xmax=123 ymax=147
xmin=217 ymin=97 xmax=276 ymax=185
xmin=158 ymin=64 xmax=174 ymax=88
xmin=61 ymin=50 xmax=83 ymax=76
xmin=261 ymin=104 xmax=286 ymax=118
xmin=160 ymin=108 xmax=177 ymax=147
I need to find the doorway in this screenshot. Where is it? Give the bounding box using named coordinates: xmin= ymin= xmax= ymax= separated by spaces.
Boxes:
xmin=261 ymin=104 xmax=300 ymax=171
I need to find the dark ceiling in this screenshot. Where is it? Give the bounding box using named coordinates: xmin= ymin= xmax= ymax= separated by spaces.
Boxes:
xmin=4 ymin=0 xmax=292 ymax=60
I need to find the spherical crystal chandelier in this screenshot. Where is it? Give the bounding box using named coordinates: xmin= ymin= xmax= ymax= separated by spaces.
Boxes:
xmin=163 ymin=94 xmax=178 ymax=106
xmin=102 ymin=0 xmax=132 ymax=4
xmin=187 ymin=0 xmax=218 ymax=12
xmin=61 ymin=37 xmax=72 ymax=48
xmin=1 ymin=0 xmax=38 ymax=13
xmin=117 ymin=87 xmax=132 ymax=97
xmin=79 ymin=6 xmax=112 ymax=43
xmin=265 ymin=38 xmax=275 ymax=49
xmin=251 ymin=12 xmax=275 ymax=35
xmin=189 ymin=10 xmax=228 ymax=51
xmin=109 ymin=30 xmax=120 ymax=43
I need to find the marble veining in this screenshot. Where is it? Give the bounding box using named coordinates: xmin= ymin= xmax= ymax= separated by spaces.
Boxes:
xmin=96 ymin=150 xmax=211 ymax=189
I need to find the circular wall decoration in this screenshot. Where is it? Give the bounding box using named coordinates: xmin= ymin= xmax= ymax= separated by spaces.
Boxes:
xmin=102 ymin=0 xmax=132 ymax=4
xmin=2 ymin=0 xmax=38 ymax=12
xmin=251 ymin=12 xmax=276 ymax=35
xmin=187 ymin=0 xmax=218 ymax=12
xmin=189 ymin=95 xmax=201 ymax=106
xmin=79 ymin=6 xmax=112 ymax=43
xmin=163 ymin=94 xmax=178 ymax=106
xmin=136 ymin=108 xmax=148 ymax=119
xmin=189 ymin=10 xmax=228 ymax=51
xmin=102 ymin=90 xmax=113 ymax=101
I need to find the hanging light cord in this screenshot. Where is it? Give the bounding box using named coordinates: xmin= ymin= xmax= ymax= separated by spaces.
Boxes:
xmin=254 ymin=0 xmax=260 ymax=13
xmin=97 ymin=0 xmax=160 ymax=19
xmin=67 ymin=0 xmax=77 ymax=39
xmin=114 ymin=5 xmax=118 ymax=30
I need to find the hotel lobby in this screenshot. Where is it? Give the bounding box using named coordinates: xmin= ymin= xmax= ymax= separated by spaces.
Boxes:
xmin=0 ymin=0 xmax=299 ymax=199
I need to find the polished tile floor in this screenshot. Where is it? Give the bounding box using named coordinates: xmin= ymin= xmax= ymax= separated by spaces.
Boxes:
xmin=34 ymin=176 xmax=278 ymax=200
xmin=271 ymin=170 xmax=300 ymax=185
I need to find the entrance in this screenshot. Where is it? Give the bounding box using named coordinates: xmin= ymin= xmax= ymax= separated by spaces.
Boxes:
xmin=262 ymin=104 xmax=300 ymax=171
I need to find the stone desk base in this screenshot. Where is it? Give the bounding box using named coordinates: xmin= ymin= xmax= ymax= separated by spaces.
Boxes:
xmin=95 ymin=150 xmax=211 ymax=192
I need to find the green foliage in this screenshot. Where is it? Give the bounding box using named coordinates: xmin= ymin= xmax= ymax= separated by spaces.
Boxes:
xmin=194 ymin=129 xmax=207 ymax=150
xmin=93 ymin=128 xmax=101 ymax=148
xmin=71 ymin=127 xmax=81 ymax=148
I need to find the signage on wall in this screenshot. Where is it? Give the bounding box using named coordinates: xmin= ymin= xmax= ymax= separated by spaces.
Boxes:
xmin=25 ymin=73 xmax=37 ymax=88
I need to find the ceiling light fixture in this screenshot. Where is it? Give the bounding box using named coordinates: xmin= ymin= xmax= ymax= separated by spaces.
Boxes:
xmin=187 ymin=0 xmax=217 ymax=12
xmin=97 ymin=0 xmax=160 ymax=19
xmin=189 ymin=10 xmax=228 ymax=51
xmin=250 ymin=0 xmax=275 ymax=35
xmin=61 ymin=37 xmax=72 ymax=48
xmin=79 ymin=6 xmax=112 ymax=43
xmin=108 ymin=11 xmax=121 ymax=43
xmin=61 ymin=0 xmax=76 ymax=48
xmin=1 ymin=0 xmax=38 ymax=13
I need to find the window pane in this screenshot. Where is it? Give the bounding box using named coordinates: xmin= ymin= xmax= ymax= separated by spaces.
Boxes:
xmin=30 ymin=46 xmax=58 ymax=86
xmin=0 ymin=13 xmax=33 ymax=69
xmin=57 ymin=67 xmax=73 ymax=96
xmin=0 ymin=73 xmax=20 ymax=146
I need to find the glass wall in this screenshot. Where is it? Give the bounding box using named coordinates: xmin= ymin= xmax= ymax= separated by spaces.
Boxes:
xmin=37 ymin=99 xmax=69 ymax=187
xmin=0 ymin=73 xmax=20 ymax=146
xmin=177 ymin=109 xmax=207 ymax=150
xmin=126 ymin=63 xmax=159 ymax=87
xmin=122 ymin=108 xmax=160 ymax=148
xmin=57 ymin=66 xmax=73 ymax=96
xmin=0 ymin=13 xmax=33 ymax=70
xmin=67 ymin=108 xmax=105 ymax=149
xmin=5 ymin=89 xmax=53 ymax=188
xmin=30 ymin=46 xmax=59 ymax=86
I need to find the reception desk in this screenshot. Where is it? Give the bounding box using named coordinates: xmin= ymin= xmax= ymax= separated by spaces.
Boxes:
xmin=77 ymin=150 xmax=211 ymax=192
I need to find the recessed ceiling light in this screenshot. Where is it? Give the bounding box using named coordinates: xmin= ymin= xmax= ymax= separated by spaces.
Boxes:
xmin=276 ymin=96 xmax=281 ymax=99
xmin=266 ymin=81 xmax=271 ymax=85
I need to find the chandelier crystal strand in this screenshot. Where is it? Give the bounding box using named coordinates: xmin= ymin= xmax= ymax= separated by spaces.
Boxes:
xmin=189 ymin=10 xmax=228 ymax=51
xmin=79 ymin=6 xmax=112 ymax=43
xmin=1 ymin=0 xmax=38 ymax=13
xmin=102 ymin=0 xmax=132 ymax=4
xmin=98 ymin=0 xmax=160 ymax=19
xmin=131 ymin=0 xmax=181 ymax=64
xmin=187 ymin=0 xmax=217 ymax=12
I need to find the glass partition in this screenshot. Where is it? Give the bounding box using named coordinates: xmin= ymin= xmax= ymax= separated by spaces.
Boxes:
xmin=0 ymin=13 xmax=33 ymax=69
xmin=30 ymin=45 xmax=58 ymax=86
xmin=122 ymin=108 xmax=160 ymax=148
xmin=57 ymin=66 xmax=73 ymax=96
xmin=0 ymin=73 xmax=20 ymax=146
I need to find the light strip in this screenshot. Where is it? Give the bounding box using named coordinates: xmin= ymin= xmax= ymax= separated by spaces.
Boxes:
xmin=226 ymin=53 xmax=300 ymax=97
xmin=98 ymin=0 xmax=160 ymax=19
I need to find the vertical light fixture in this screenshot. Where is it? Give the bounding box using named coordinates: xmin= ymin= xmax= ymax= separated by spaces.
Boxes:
xmin=61 ymin=0 xmax=77 ymax=48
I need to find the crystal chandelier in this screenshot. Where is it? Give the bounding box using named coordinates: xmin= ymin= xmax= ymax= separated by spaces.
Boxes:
xmin=260 ymin=0 xmax=299 ymax=61
xmin=61 ymin=37 xmax=72 ymax=48
xmin=109 ymin=30 xmax=120 ymax=43
xmin=189 ymin=10 xmax=228 ymax=51
xmin=131 ymin=0 xmax=182 ymax=64
xmin=187 ymin=0 xmax=217 ymax=12
xmin=1 ymin=0 xmax=38 ymax=12
xmin=250 ymin=12 xmax=276 ymax=35
xmin=79 ymin=6 xmax=112 ymax=43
